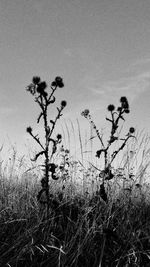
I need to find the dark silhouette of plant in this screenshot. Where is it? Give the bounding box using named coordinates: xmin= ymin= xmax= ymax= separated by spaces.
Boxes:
xmin=26 ymin=76 xmax=67 ymax=216
xmin=81 ymin=96 xmax=135 ymax=202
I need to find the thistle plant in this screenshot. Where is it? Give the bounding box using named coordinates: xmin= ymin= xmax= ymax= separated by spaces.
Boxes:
xmin=26 ymin=76 xmax=67 ymax=214
xmin=81 ymin=97 xmax=135 ymax=202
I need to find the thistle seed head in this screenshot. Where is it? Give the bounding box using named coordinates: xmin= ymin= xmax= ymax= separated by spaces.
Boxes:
xmin=120 ymin=96 xmax=129 ymax=109
xmin=61 ymin=100 xmax=67 ymax=108
xmin=120 ymin=96 xmax=127 ymax=103
xmin=55 ymin=76 xmax=64 ymax=88
xmin=37 ymin=81 xmax=47 ymax=94
xmin=57 ymin=134 xmax=62 ymax=140
xmin=51 ymin=81 xmax=57 ymax=87
xmin=107 ymin=104 xmax=115 ymax=112
xmin=32 ymin=76 xmax=41 ymax=85
xmin=81 ymin=109 xmax=90 ymax=118
xmin=26 ymin=126 xmax=32 ymax=134
xmin=129 ymin=127 xmax=135 ymax=134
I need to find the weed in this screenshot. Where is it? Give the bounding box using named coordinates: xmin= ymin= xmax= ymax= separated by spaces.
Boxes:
xmin=81 ymin=96 xmax=135 ymax=201
xmin=26 ymin=76 xmax=67 ymax=217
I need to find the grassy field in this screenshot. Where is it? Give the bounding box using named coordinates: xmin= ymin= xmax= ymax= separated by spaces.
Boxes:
xmin=0 ymin=138 xmax=150 ymax=267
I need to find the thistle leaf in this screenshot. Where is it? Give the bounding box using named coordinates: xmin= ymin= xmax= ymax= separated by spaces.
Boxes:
xmin=37 ymin=112 xmax=43 ymax=123
xmin=52 ymin=174 xmax=59 ymax=180
xmin=100 ymin=184 xmax=108 ymax=203
xmin=31 ymin=150 xmax=45 ymax=161
xmin=49 ymin=96 xmax=56 ymax=104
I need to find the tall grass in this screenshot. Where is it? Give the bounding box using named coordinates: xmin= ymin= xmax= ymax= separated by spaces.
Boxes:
xmin=0 ymin=125 xmax=150 ymax=266
xmin=1 ymin=81 xmax=150 ymax=266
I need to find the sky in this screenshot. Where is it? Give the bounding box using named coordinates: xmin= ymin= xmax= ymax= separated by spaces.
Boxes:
xmin=0 ymin=0 xmax=150 ymax=163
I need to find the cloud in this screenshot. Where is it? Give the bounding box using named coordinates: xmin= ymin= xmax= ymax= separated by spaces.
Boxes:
xmin=132 ymin=57 xmax=150 ymax=67
xmin=88 ymin=71 xmax=150 ymax=103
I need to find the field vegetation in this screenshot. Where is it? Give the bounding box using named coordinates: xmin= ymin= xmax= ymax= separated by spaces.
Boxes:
xmin=0 ymin=76 xmax=150 ymax=267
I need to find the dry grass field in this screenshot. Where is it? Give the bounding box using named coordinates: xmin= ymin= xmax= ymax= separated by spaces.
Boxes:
xmin=0 ymin=134 xmax=150 ymax=267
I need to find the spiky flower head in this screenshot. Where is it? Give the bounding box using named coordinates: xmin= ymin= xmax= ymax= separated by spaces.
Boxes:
xmin=129 ymin=127 xmax=135 ymax=134
xmin=37 ymin=81 xmax=47 ymax=94
xmin=55 ymin=76 xmax=64 ymax=88
xmin=61 ymin=100 xmax=67 ymax=108
xmin=26 ymin=84 xmax=36 ymax=95
xmin=51 ymin=81 xmax=57 ymax=87
xmin=120 ymin=96 xmax=129 ymax=109
xmin=120 ymin=96 xmax=127 ymax=103
xmin=57 ymin=134 xmax=62 ymax=140
xmin=26 ymin=126 xmax=32 ymax=134
xmin=81 ymin=109 xmax=90 ymax=118
xmin=107 ymin=104 xmax=115 ymax=112
xmin=51 ymin=77 xmax=64 ymax=88
xmin=32 ymin=76 xmax=41 ymax=85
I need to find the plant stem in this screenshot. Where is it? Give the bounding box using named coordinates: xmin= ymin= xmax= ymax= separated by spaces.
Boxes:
xmin=43 ymin=105 xmax=50 ymax=217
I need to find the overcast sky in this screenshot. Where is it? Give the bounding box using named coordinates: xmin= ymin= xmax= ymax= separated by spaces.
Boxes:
xmin=0 ymin=0 xmax=150 ymax=159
